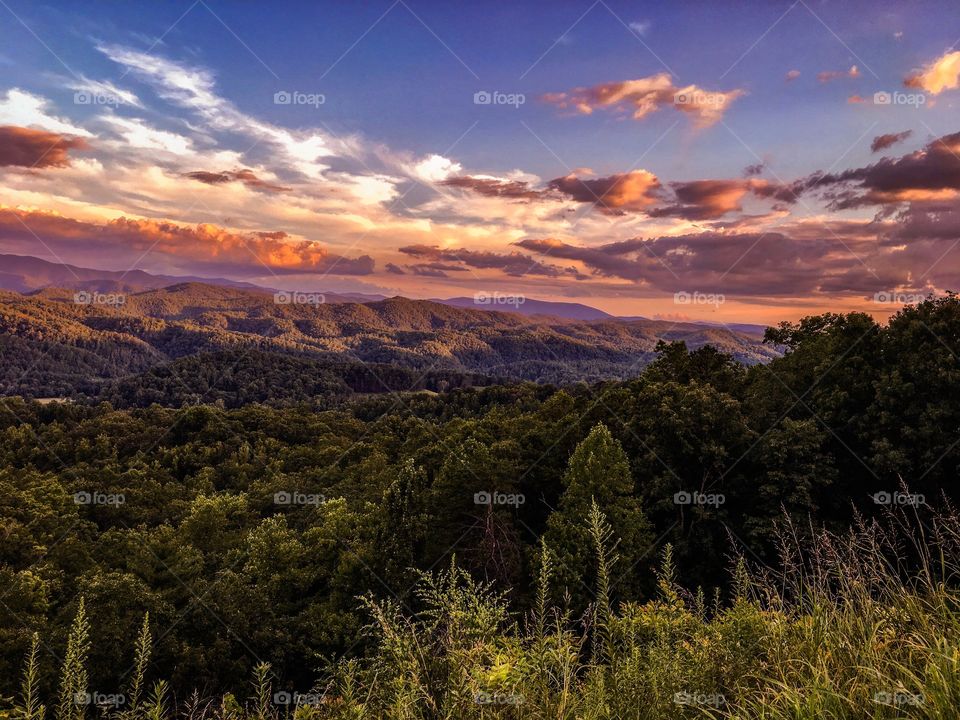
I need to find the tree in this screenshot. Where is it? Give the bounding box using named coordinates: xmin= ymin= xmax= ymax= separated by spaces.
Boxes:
xmin=543 ymin=424 xmax=653 ymax=610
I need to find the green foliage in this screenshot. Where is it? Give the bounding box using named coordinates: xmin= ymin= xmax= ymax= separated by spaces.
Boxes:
xmin=3 ymin=295 xmax=960 ymax=710
xmin=544 ymin=424 xmax=652 ymax=608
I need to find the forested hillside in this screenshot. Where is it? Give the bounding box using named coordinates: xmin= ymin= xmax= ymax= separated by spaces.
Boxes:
xmin=1 ymin=296 xmax=957 ymax=710
xmin=0 ymin=284 xmax=777 ymax=398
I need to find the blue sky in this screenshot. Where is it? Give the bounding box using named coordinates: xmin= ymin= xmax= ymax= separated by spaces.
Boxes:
xmin=2 ymin=0 xmax=960 ymax=321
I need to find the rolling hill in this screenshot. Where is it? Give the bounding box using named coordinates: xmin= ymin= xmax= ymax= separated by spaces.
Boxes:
xmin=0 ymin=283 xmax=778 ymax=402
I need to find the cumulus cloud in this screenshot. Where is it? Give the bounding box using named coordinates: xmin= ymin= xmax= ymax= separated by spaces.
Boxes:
xmin=0 ymin=89 xmax=91 ymax=136
xmin=648 ymin=179 xmax=799 ymax=220
xmin=785 ymin=69 xmax=801 ymax=82
xmin=547 ymin=171 xmax=663 ymax=213
xmin=871 ymin=130 xmax=913 ymax=153
xmin=542 ymin=73 xmax=745 ymax=127
xmin=0 ymin=126 xmax=88 ymax=168
xmin=905 ymin=50 xmax=960 ymax=95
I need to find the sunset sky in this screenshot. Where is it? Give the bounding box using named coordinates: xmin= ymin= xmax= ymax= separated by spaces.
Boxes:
xmin=2 ymin=0 xmax=960 ymax=322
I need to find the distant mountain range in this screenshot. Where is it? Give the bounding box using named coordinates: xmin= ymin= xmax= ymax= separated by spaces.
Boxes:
xmin=0 ymin=253 xmax=769 ymax=335
xmin=0 ymin=280 xmax=779 ymax=402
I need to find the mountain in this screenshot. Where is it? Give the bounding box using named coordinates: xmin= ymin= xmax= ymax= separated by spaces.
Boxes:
xmin=0 ymin=283 xmax=779 ymax=402
xmin=436 ymin=296 xmax=616 ymax=321
xmin=0 ymin=253 xmax=270 ymax=293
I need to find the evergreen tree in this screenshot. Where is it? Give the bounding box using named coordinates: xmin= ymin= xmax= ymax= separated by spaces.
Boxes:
xmin=543 ymin=424 xmax=653 ymax=610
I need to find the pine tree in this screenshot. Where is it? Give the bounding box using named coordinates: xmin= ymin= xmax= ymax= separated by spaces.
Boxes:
xmin=543 ymin=424 xmax=654 ymax=609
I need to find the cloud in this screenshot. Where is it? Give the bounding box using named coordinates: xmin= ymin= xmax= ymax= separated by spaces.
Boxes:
xmin=848 ymin=94 xmax=867 ymax=104
xmin=385 ymin=263 xmax=406 ymax=275
xmin=66 ymin=76 xmax=142 ymax=107
xmin=0 ymin=89 xmax=91 ymax=136
xmin=628 ymin=20 xmax=650 ymax=35
xmin=648 ymin=179 xmax=800 ymax=220
xmin=744 ymin=163 xmax=765 ymax=176
xmin=440 ymin=175 xmax=544 ymax=200
xmin=184 ymin=169 xmax=290 ymax=192
xmin=0 ymin=208 xmax=374 ymax=276
xmin=817 ymin=65 xmax=860 ymax=83
xmin=101 ymin=116 xmax=195 ymax=155
xmin=871 ymin=130 xmax=912 ymax=153
xmin=785 ymin=69 xmax=801 ymax=82
xmin=905 ymin=50 xmax=960 ymax=95
xmin=407 ymin=262 xmax=470 ymax=278
xmin=805 ymin=130 xmax=960 ymax=208
xmin=412 ymin=154 xmax=462 ymax=182
xmin=515 ymin=231 xmax=890 ymax=296
xmin=398 ymin=244 xmax=583 ymax=278
xmin=542 ymin=72 xmax=745 ymax=127
xmin=0 ymin=126 xmax=88 ymax=168
xmin=547 ymin=170 xmax=663 ymax=213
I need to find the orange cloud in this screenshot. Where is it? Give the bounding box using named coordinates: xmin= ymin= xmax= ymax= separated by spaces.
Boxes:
xmin=817 ymin=65 xmax=860 ymax=83
xmin=0 ymin=126 xmax=88 ymax=168
xmin=542 ymin=73 xmax=744 ymax=127
xmin=547 ymin=170 xmax=663 ymax=213
xmin=905 ymin=50 xmax=960 ymax=95
xmin=0 ymin=208 xmax=374 ymax=276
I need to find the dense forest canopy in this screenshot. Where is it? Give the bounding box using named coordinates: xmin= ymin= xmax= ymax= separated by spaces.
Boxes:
xmin=1 ymin=295 xmax=958 ymax=699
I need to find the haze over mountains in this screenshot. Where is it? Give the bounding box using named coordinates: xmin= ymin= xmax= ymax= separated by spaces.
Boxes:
xmin=0 ymin=271 xmax=778 ymax=403
xmin=0 ymin=252 xmax=768 ymax=334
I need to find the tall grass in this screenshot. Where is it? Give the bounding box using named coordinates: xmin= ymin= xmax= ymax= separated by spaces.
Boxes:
xmin=7 ymin=502 xmax=959 ymax=719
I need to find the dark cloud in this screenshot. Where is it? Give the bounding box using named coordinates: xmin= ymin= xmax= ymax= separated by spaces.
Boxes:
xmin=399 ymin=244 xmax=584 ymax=279
xmin=440 ymin=176 xmax=543 ymax=200
xmin=0 ymin=126 xmax=88 ymax=168
xmin=184 ymin=168 xmax=290 ymax=192
xmin=744 ymin=163 xmax=765 ymax=177
xmin=648 ymin=179 xmax=800 ymax=220
xmin=871 ymin=130 xmax=913 ymax=153
xmin=515 ymin=231 xmax=897 ymax=296
xmin=805 ymin=131 xmax=960 ymax=209
xmin=385 ymin=263 xmax=406 ymax=275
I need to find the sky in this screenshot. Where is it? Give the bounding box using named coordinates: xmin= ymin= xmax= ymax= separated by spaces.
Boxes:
xmin=1 ymin=0 xmax=960 ymax=322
